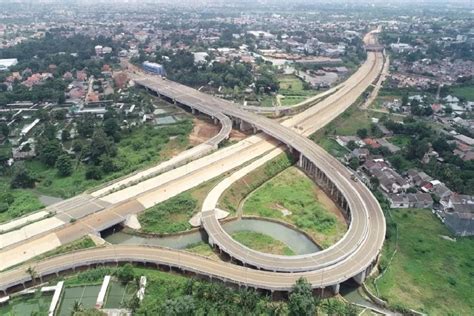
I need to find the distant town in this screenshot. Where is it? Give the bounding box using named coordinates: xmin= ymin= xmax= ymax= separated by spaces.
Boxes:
xmin=0 ymin=1 xmax=472 ymax=316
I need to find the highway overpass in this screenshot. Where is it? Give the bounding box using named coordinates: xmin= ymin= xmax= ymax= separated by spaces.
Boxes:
xmin=0 ymin=33 xmax=386 ymax=295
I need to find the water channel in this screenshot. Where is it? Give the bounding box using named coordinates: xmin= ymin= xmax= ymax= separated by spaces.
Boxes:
xmin=103 ymin=218 xmax=320 ymax=255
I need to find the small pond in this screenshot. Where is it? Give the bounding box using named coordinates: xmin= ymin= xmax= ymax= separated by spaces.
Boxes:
xmin=103 ymin=218 xmax=320 ymax=255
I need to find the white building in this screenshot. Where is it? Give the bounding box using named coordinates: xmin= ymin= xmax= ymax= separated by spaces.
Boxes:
xmin=0 ymin=58 xmax=18 ymax=71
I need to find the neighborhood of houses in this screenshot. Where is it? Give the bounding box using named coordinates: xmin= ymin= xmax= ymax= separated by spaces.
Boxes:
xmin=337 ymin=132 xmax=474 ymax=237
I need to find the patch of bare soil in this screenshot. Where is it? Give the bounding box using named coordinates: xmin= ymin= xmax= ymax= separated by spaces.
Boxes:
xmin=188 ymin=118 xmax=220 ymax=145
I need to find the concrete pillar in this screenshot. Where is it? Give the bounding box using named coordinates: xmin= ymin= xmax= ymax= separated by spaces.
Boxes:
xmin=213 ymin=117 xmax=218 ymax=125
xmin=331 ymin=283 xmax=340 ymax=295
xmin=191 ymin=108 xmax=196 ymax=115
xmin=353 ymin=270 xmax=367 ymax=285
xmin=298 ymin=154 xmax=304 ymax=168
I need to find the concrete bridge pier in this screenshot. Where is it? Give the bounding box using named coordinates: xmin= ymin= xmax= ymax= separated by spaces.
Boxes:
xmin=353 ymin=269 xmax=367 ymax=285
xmin=239 ymin=120 xmax=253 ymax=132
xmin=331 ymin=283 xmax=340 ymax=295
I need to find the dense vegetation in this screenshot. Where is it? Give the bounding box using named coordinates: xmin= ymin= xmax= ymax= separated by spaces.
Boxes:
xmin=0 ymin=33 xmax=121 ymax=105
xmin=133 ymin=49 xmax=279 ymax=95
xmin=60 ymin=265 xmax=357 ymax=316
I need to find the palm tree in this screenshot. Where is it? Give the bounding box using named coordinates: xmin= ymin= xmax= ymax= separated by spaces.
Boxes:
xmin=26 ymin=266 xmax=38 ymax=285
xmin=71 ymin=300 xmax=84 ymax=315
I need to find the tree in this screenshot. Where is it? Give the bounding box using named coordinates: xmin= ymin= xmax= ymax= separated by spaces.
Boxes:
xmin=0 ymin=122 xmax=9 ymax=138
xmin=288 ymin=278 xmax=318 ymax=316
xmin=85 ymin=165 xmax=102 ymax=180
xmin=346 ymin=140 xmax=358 ymax=151
xmin=71 ymin=300 xmax=84 ymax=314
xmin=0 ymin=146 xmax=12 ymax=171
xmin=77 ymin=114 xmax=95 ymax=138
xmin=401 ymin=94 xmax=409 ymax=107
xmin=349 ymin=157 xmax=360 ymax=170
xmin=10 ymin=162 xmax=35 ymax=188
xmin=356 ymin=128 xmax=368 ymax=139
xmin=56 ymin=154 xmax=73 ymax=177
xmin=100 ymin=155 xmax=116 ymax=174
xmin=26 ymin=266 xmax=38 ymax=284
xmin=61 ymin=129 xmax=71 ymax=142
xmin=103 ymin=117 xmax=120 ymax=141
xmin=43 ymin=123 xmax=57 ymax=141
xmin=38 ymin=139 xmax=62 ymax=166
xmin=115 ymin=263 xmax=135 ymax=284
xmin=159 ymin=296 xmax=195 ymax=316
xmin=370 ymin=176 xmax=380 ymax=189
xmin=88 ymin=128 xmax=116 ymax=164
xmin=406 ymin=138 xmax=429 ymax=160
xmin=72 ymin=140 xmax=83 ymax=153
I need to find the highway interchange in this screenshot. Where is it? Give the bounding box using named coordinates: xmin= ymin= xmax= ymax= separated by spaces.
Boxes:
xmin=0 ymin=31 xmax=386 ymax=295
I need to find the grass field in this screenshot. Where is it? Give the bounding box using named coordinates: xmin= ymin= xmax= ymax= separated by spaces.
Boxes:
xmin=312 ymin=104 xmax=373 ymax=139
xmin=138 ymin=175 xmax=224 ymax=234
xmin=0 ymin=182 xmax=45 ymax=223
xmin=231 ymin=231 xmax=295 ymax=256
xmin=242 ymin=167 xmax=347 ymax=248
xmin=368 ymin=208 xmax=474 ymax=315
xmin=185 ymin=241 xmax=217 ymax=259
xmin=387 ymin=135 xmax=411 ymax=147
xmin=278 ymin=75 xmax=318 ymax=106
xmin=451 ymin=85 xmax=474 ymax=101
xmin=317 ymin=138 xmax=350 ymax=159
xmin=219 ymin=153 xmax=294 ymax=214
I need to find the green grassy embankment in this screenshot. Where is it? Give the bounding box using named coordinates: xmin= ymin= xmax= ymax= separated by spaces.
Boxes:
xmin=367 ymin=208 xmax=474 ymax=315
xmin=242 ymin=166 xmax=347 ymax=248
xmin=231 ymin=231 xmax=295 ymax=256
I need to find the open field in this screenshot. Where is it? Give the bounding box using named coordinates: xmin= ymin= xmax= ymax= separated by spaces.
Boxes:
xmin=138 ymin=175 xmax=224 ymax=234
xmin=451 ymin=85 xmax=474 ymax=101
xmin=185 ymin=241 xmax=218 ymax=259
xmin=311 ymin=104 xmax=373 ymax=138
xmin=368 ymin=208 xmax=474 ymax=315
xmin=278 ymin=74 xmax=318 ymax=106
xmin=242 ymin=167 xmax=347 ymax=248
xmin=231 ymin=231 xmax=295 ymax=256
xmin=316 ymin=138 xmax=350 ymax=159
xmin=0 ymin=182 xmax=45 ymax=223
xmin=219 ymin=153 xmax=294 ymax=214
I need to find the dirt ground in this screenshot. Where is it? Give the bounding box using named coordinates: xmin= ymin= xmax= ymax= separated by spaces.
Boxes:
xmin=188 ymin=117 xmax=248 ymax=145
xmin=228 ymin=129 xmax=247 ymax=142
xmin=188 ymin=118 xmax=221 ymax=145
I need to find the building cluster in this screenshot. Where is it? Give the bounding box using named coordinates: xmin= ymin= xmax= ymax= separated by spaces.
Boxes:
xmin=336 ymin=127 xmax=473 ymax=236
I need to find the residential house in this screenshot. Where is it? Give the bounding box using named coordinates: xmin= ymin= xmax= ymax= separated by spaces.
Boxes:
xmin=442 ymin=194 xmax=474 ymax=236
xmin=388 ymin=192 xmax=434 ymax=209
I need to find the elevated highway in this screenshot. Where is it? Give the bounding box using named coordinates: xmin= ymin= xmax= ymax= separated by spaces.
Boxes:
xmin=0 ymin=33 xmax=386 ymax=295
